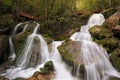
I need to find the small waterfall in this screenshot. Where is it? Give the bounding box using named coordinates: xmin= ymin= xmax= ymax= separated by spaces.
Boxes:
xmin=70 ymin=13 xmax=120 ymax=80
xmin=12 ymin=23 xmax=23 ymax=35
xmin=9 ymin=22 xmax=29 ymax=61
xmin=50 ymin=41 xmax=74 ymax=80
xmin=9 ymin=23 xmax=23 ymax=61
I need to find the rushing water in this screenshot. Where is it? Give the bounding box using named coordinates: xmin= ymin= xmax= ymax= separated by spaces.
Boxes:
xmin=1 ymin=13 xmax=120 ymax=80
xmin=70 ymin=13 xmax=120 ymax=80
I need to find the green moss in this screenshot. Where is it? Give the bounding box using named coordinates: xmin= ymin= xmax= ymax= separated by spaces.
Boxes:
xmin=40 ymin=68 xmax=49 ymax=75
xmin=58 ymin=41 xmax=75 ymax=66
xmin=44 ymin=61 xmax=54 ymax=71
xmin=110 ymin=48 xmax=120 ymax=72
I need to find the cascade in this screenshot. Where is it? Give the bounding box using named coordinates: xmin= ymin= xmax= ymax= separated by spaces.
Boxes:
xmin=70 ymin=13 xmax=120 ymax=80
xmin=9 ymin=22 xmax=29 ymax=61
xmin=1 ymin=13 xmax=120 ymax=80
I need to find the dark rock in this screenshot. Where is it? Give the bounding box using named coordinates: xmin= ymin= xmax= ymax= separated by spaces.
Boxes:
xmin=0 ymin=35 xmax=9 ymax=64
xmin=110 ymin=47 xmax=120 ymax=72
xmin=0 ymin=27 xmax=10 ymax=35
xmin=112 ymin=25 xmax=120 ymax=38
xmin=44 ymin=61 xmax=54 ymax=71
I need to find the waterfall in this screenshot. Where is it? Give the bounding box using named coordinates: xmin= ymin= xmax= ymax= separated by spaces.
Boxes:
xmin=50 ymin=41 xmax=74 ymax=80
xmin=70 ymin=13 xmax=120 ymax=80
xmin=1 ymin=13 xmax=120 ymax=80
xmin=15 ymin=23 xmax=47 ymax=68
xmin=9 ymin=23 xmax=23 ymax=61
xmin=9 ymin=22 xmax=29 ymax=61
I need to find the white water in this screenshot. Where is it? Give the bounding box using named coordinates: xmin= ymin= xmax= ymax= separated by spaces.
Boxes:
xmin=70 ymin=13 xmax=120 ymax=80
xmin=50 ymin=41 xmax=74 ymax=80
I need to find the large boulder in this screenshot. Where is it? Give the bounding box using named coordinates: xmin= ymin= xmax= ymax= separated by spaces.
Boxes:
xmin=89 ymin=26 xmax=112 ymax=39
xmin=0 ymin=35 xmax=9 ymax=64
xmin=106 ymin=12 xmax=120 ymax=29
xmin=89 ymin=25 xmax=119 ymax=53
xmin=106 ymin=12 xmax=120 ymax=38
xmin=58 ymin=39 xmax=83 ymax=66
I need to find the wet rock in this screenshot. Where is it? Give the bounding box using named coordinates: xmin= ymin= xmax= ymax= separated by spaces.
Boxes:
xmin=110 ymin=47 xmax=120 ymax=72
xmin=27 ymin=61 xmax=55 ymax=80
xmin=0 ymin=35 xmax=9 ymax=64
xmin=27 ymin=71 xmax=54 ymax=80
xmin=40 ymin=61 xmax=54 ymax=75
xmin=89 ymin=26 xmax=112 ymax=39
xmin=58 ymin=39 xmax=83 ymax=66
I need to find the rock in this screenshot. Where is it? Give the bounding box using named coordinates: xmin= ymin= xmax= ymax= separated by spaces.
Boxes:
xmin=106 ymin=12 xmax=120 ymax=30
xmin=112 ymin=25 xmax=120 ymax=38
xmin=44 ymin=61 xmax=54 ymax=71
xmin=13 ymin=31 xmax=31 ymax=55
xmin=89 ymin=26 xmax=112 ymax=39
xmin=27 ymin=71 xmax=55 ymax=80
xmin=110 ymin=47 xmax=120 ymax=72
xmin=40 ymin=61 xmax=54 ymax=75
xmin=0 ymin=35 xmax=9 ymax=64
xmin=58 ymin=39 xmax=83 ymax=66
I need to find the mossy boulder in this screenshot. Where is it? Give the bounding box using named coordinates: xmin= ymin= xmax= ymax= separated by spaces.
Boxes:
xmin=40 ymin=61 xmax=54 ymax=75
xmin=110 ymin=47 xmax=120 ymax=72
xmin=58 ymin=39 xmax=83 ymax=66
xmin=89 ymin=26 xmax=112 ymax=40
xmin=44 ymin=61 xmax=54 ymax=71
xmin=89 ymin=25 xmax=119 ymax=53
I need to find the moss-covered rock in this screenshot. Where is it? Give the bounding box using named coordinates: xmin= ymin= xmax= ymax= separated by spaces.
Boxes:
xmin=58 ymin=39 xmax=83 ymax=66
xmin=40 ymin=68 xmax=49 ymax=75
xmin=44 ymin=61 xmax=54 ymax=71
xmin=89 ymin=26 xmax=112 ymax=40
xmin=40 ymin=61 xmax=54 ymax=75
xmin=110 ymin=47 xmax=120 ymax=72
xmin=89 ymin=25 xmax=119 ymax=53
